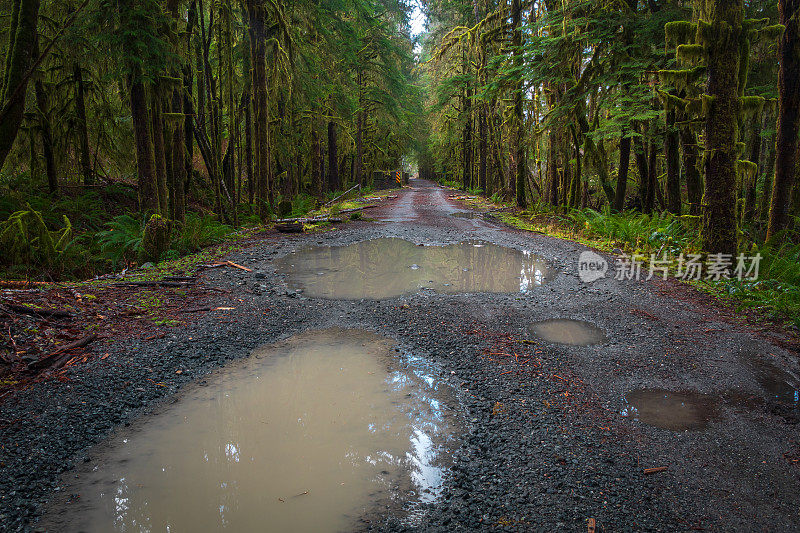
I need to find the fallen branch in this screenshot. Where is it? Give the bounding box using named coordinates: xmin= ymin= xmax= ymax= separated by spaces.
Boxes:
xmin=2 ymin=303 xmax=75 ymax=319
xmin=26 ymin=333 xmax=98 ymax=371
xmin=113 ymin=281 xmax=193 ymax=288
xmin=324 ymin=183 xmax=361 ymax=206
xmin=0 ymin=280 xmax=55 ymax=289
xmin=643 ymin=466 xmax=668 ymax=475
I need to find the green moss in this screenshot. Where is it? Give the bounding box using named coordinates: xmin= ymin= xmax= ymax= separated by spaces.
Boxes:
xmin=140 ymin=214 xmax=172 ymax=263
xmin=665 ymin=21 xmax=697 ymax=49
xmin=676 ymin=44 xmax=705 ymax=64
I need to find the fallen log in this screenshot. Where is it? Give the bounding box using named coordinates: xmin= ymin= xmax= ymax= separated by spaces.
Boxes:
xmin=0 ymin=280 xmax=54 ymax=289
xmin=27 ymin=333 xmax=98 ymax=371
xmin=276 ymin=222 xmax=304 ymax=233
xmin=113 ymin=281 xmax=193 ymax=288
xmin=2 ymin=303 xmax=75 ymax=319
xmin=323 ymin=183 xmax=361 ymax=206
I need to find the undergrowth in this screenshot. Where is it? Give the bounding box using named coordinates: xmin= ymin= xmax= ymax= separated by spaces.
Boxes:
xmin=501 ymin=204 xmax=800 ymax=327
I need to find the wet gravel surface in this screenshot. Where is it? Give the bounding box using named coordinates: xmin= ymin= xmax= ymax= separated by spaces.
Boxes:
xmin=2 ymin=180 xmax=800 ymax=532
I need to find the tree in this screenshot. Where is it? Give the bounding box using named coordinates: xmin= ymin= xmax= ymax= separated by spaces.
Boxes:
xmin=767 ymin=0 xmax=799 ymax=241
xmin=0 ymin=0 xmax=41 ymax=171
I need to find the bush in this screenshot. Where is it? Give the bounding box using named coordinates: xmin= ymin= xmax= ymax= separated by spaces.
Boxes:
xmin=97 ymin=214 xmax=145 ymax=266
xmin=170 ymin=213 xmax=232 ymax=254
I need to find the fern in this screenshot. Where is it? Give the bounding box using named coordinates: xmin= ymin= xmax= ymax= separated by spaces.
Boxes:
xmin=97 ymin=214 xmax=145 ymax=266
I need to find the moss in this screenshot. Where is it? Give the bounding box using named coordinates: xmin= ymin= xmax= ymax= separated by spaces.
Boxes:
xmin=676 ymin=44 xmax=705 ymax=64
xmin=739 ymin=96 xmax=765 ymax=120
xmin=140 ymin=214 xmax=172 ymax=263
xmin=736 ymin=159 xmax=758 ymax=181
xmin=756 ymin=24 xmax=785 ymax=42
xmin=658 ymin=90 xmax=688 ymax=112
xmin=665 ymin=21 xmax=697 ymax=49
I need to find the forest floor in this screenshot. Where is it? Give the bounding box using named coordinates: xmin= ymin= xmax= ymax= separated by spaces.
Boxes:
xmin=2 ymin=179 xmax=800 ymax=531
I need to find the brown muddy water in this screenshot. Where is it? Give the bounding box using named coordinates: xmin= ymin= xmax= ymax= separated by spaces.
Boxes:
xmin=621 ymin=389 xmax=718 ymax=431
xmin=275 ymin=237 xmax=552 ymax=299
xmin=528 ymin=319 xmax=607 ymax=346
xmin=41 ymin=329 xmax=460 ymax=532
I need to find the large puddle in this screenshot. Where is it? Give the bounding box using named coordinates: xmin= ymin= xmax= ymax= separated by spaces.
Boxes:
xmin=621 ymin=389 xmax=718 ymax=431
xmin=42 ymin=329 xmax=459 ymax=532
xmin=275 ymin=237 xmax=552 ymax=299
xmin=529 ymin=319 xmax=607 ymax=346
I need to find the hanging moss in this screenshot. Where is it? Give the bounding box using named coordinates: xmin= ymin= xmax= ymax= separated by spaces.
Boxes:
xmin=756 ymin=24 xmax=784 ymax=43
xmin=736 ymin=142 xmax=747 ymax=159
xmin=665 ymin=21 xmax=697 ymax=50
xmin=697 ymin=20 xmax=713 ymax=47
xmin=739 ymin=96 xmax=765 ymax=120
xmin=736 ymin=160 xmax=758 ymax=181
xmin=676 ymin=44 xmax=705 ymax=64
xmin=658 ymin=67 xmax=705 ymax=92
xmin=685 ymin=97 xmax=703 ymax=116
xmin=657 ymin=90 xmax=688 ymax=112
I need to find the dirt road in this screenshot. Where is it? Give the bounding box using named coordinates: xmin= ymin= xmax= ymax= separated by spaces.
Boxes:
xmin=3 ymin=180 xmax=799 ymax=531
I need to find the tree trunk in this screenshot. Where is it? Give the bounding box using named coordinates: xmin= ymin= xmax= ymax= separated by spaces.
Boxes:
xmin=34 ymin=79 xmax=57 ymax=194
xmin=511 ymin=0 xmax=526 ymax=207
xmin=743 ymin=113 xmax=762 ymax=222
xmin=244 ymin=86 xmax=254 ymax=205
xmin=150 ymin=91 xmax=169 ymax=216
xmin=73 ymin=63 xmax=93 ymax=186
xmin=328 ymin=120 xmax=339 ymax=191
xmin=355 ymin=71 xmax=364 ymax=187
xmin=312 ymin=127 xmax=321 ymax=197
xmin=767 ymin=0 xmax=800 ymax=241
xmin=702 ymin=0 xmax=742 ymax=255
xmin=614 ymin=131 xmax=631 ymax=211
xmin=248 ymin=0 xmax=273 ymax=218
xmin=665 ymin=108 xmax=681 ymax=213
xmin=678 ymin=114 xmax=702 ymax=215
xmin=129 ymin=75 xmax=159 ymax=213
xmin=0 ymin=0 xmax=40 ymax=171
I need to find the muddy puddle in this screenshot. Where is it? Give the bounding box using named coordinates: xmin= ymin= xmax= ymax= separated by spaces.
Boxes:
xmin=42 ymin=329 xmax=460 ymax=532
xmin=621 ymin=389 xmax=718 ymax=431
xmin=528 ymin=319 xmax=607 ymax=346
xmin=275 ymin=237 xmax=552 ymax=299
xmin=741 ymin=354 xmax=799 ymax=411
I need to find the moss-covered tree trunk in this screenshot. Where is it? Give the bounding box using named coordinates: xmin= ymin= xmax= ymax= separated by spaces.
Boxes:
xmin=150 ymin=91 xmax=169 ymax=216
xmin=328 ymin=121 xmax=339 ymax=192
xmin=0 ymin=0 xmax=40 ymax=171
xmin=129 ymin=74 xmax=160 ymax=214
xmin=355 ymin=69 xmax=364 ymax=186
xmin=701 ymin=0 xmax=742 ymax=255
xmin=73 ymin=63 xmax=93 ymax=187
xmin=614 ymin=132 xmax=632 ymax=212
xmin=511 ymin=0 xmax=526 ymax=207
xmin=665 ymin=107 xmax=681 ymax=213
xmin=34 ymin=78 xmax=57 ymax=194
xmin=247 ymin=0 xmax=273 ymax=218
xmin=678 ymin=110 xmax=703 ymax=215
xmin=767 ymin=0 xmax=800 ymax=240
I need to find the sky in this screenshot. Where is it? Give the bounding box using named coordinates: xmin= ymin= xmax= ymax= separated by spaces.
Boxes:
xmin=409 ymin=0 xmax=427 ymax=38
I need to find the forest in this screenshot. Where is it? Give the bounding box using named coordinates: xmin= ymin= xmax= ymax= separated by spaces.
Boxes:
xmin=0 ymin=0 xmax=799 ymax=320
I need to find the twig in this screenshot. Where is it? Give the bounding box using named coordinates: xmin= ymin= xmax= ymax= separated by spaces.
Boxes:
xmin=26 ymin=333 xmax=98 ymax=371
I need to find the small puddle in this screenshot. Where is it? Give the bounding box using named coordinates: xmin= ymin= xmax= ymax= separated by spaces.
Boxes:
xmin=275 ymin=237 xmax=552 ymax=299
xmin=621 ymin=389 xmax=718 ymax=431
xmin=740 ymin=354 xmax=799 ymax=411
xmin=42 ymin=329 xmax=460 ymax=532
xmin=528 ymin=319 xmax=607 ymax=346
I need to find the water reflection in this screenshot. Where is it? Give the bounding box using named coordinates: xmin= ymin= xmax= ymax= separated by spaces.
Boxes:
xmin=275 ymin=238 xmax=553 ymax=299
xmin=621 ymin=389 xmax=718 ymax=431
xmin=44 ymin=329 xmax=459 ymax=532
